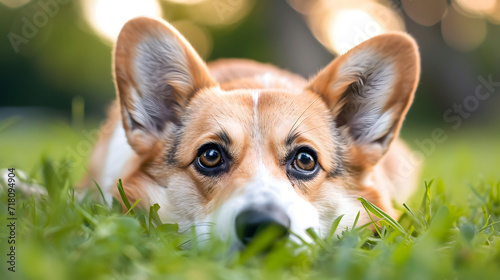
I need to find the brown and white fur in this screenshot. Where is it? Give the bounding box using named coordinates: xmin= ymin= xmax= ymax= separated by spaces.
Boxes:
xmin=85 ymin=17 xmax=420 ymax=246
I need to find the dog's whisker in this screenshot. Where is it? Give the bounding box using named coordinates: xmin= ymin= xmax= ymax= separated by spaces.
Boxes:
xmin=193 ymin=222 xmax=216 ymax=226
xmin=289 ymin=110 xmax=322 ymax=139
xmin=178 ymin=223 xmax=215 ymax=234
xmin=179 ymin=228 xmax=207 ymax=234
xmin=298 ymin=124 xmax=332 ymax=136
xmin=209 ymin=113 xmax=224 ymax=133
xmin=287 ymin=95 xmax=322 ymax=141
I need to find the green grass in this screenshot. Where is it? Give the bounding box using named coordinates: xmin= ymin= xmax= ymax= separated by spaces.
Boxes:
xmin=1 ymin=117 xmax=500 ymax=279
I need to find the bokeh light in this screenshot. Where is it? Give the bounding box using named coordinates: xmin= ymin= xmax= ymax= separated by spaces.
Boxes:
xmin=164 ymin=0 xmax=206 ymax=4
xmin=82 ymin=0 xmax=162 ymax=42
xmin=401 ymin=0 xmax=447 ymax=26
xmin=488 ymin=1 xmax=500 ymax=23
xmin=327 ymin=9 xmax=385 ymax=54
xmin=454 ymin=0 xmax=496 ymax=15
xmin=171 ymin=21 xmax=212 ymax=58
xmin=441 ymin=3 xmax=488 ymax=51
xmin=185 ymin=0 xmax=253 ymax=27
xmin=291 ymin=0 xmax=404 ymax=55
xmin=0 ymin=0 xmax=31 ymax=9
xmin=286 ymin=0 xmax=315 ymax=14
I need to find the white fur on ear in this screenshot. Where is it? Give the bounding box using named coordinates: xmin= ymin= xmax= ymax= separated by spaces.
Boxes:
xmin=135 ymin=34 xmax=194 ymax=99
xmin=333 ymin=49 xmax=397 ymax=145
xmin=128 ymin=34 xmax=191 ymax=131
xmin=114 ymin=17 xmax=215 ymax=139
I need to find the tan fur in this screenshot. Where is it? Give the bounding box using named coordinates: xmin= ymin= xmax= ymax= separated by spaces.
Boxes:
xmin=85 ymin=17 xmax=420 ymax=239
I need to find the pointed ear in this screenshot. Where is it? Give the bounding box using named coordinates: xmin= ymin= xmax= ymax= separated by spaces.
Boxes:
xmin=113 ymin=17 xmax=216 ymax=151
xmin=308 ymin=33 xmax=420 ymax=165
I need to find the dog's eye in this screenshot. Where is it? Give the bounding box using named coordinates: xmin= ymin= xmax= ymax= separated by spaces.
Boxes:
xmin=287 ymin=147 xmax=319 ymax=180
xmin=199 ymin=148 xmax=222 ymax=168
xmin=194 ymin=144 xmax=229 ymax=176
xmin=294 ymin=152 xmax=315 ymax=171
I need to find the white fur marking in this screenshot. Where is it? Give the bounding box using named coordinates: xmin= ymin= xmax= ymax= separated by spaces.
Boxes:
xmin=252 ymin=91 xmax=259 ymax=113
xmin=101 ymin=123 xmax=135 ymax=203
xmin=209 ymin=163 xmax=321 ymax=245
xmin=252 ymin=91 xmax=261 ymax=155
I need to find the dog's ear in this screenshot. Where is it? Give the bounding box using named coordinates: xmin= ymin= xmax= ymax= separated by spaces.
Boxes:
xmin=114 ymin=17 xmax=216 ymax=152
xmin=308 ymin=33 xmax=420 ymax=166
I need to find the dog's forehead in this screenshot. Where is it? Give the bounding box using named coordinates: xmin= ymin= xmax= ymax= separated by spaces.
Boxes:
xmin=182 ymin=88 xmax=335 ymax=147
xmin=187 ymin=88 xmax=328 ymax=128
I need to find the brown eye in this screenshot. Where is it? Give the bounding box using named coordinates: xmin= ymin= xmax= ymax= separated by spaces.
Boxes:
xmin=199 ymin=148 xmax=222 ymax=168
xmin=287 ymin=147 xmax=319 ymax=180
xmin=194 ymin=144 xmax=230 ymax=177
xmin=295 ymin=152 xmax=316 ymax=171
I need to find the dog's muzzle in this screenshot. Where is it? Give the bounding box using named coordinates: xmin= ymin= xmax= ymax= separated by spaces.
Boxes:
xmin=234 ymin=203 xmax=291 ymax=245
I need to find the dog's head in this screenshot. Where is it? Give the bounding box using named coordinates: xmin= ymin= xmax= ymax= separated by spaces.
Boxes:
xmin=112 ymin=17 xmax=419 ymax=246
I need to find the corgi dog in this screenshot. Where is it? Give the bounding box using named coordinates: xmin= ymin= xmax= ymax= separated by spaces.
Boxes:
xmin=86 ymin=17 xmax=420 ymax=246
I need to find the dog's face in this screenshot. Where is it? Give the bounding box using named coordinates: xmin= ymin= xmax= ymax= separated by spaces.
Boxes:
xmin=112 ymin=17 xmax=419 ymax=246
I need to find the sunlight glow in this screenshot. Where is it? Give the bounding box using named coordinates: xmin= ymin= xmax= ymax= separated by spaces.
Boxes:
xmin=401 ymin=0 xmax=447 ymax=26
xmin=488 ymin=2 xmax=500 ymax=24
xmin=165 ymin=0 xmax=206 ymax=4
xmin=171 ymin=21 xmax=212 ymax=58
xmin=455 ymin=0 xmax=496 ymax=15
xmin=0 ymin=0 xmax=30 ymax=8
xmin=290 ymin=0 xmax=404 ymax=55
xmin=83 ymin=0 xmax=162 ymax=42
xmin=441 ymin=4 xmax=487 ymax=51
xmin=328 ymin=9 xmax=385 ymax=54
xmin=185 ymin=0 xmax=253 ymax=26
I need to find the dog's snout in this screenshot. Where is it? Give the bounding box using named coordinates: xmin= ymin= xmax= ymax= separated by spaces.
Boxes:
xmin=235 ymin=204 xmax=290 ymax=245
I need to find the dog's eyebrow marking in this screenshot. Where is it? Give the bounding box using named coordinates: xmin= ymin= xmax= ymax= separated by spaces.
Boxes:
xmin=285 ymin=132 xmax=298 ymax=147
xmin=216 ymin=130 xmax=231 ymax=147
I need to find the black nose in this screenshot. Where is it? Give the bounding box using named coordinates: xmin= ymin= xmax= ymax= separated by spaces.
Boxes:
xmin=235 ymin=204 xmax=291 ymax=245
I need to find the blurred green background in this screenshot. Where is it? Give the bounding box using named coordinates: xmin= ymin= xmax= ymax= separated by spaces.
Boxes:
xmin=1 ymin=0 xmax=499 ymax=196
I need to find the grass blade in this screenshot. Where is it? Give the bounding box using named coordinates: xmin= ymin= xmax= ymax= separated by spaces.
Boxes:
xmin=92 ymin=177 xmax=110 ymax=208
xmin=421 ymin=179 xmax=434 ymax=223
xmin=352 ymin=211 xmax=360 ymax=229
xmin=403 ymin=203 xmax=417 ymax=220
xmin=479 ymin=221 xmax=500 ymax=233
xmin=125 ymin=199 xmax=142 ymax=215
xmin=149 ymin=203 xmax=163 ymax=226
xmin=358 ymin=197 xmax=406 ymax=235
xmin=117 ymin=179 xmax=134 ymax=215
xmin=403 ymin=203 xmax=425 ymax=230
xmin=327 ymin=214 xmax=345 ymax=241
xmin=361 ymin=203 xmax=382 ymax=237
xmin=72 ymin=201 xmax=97 ymax=225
